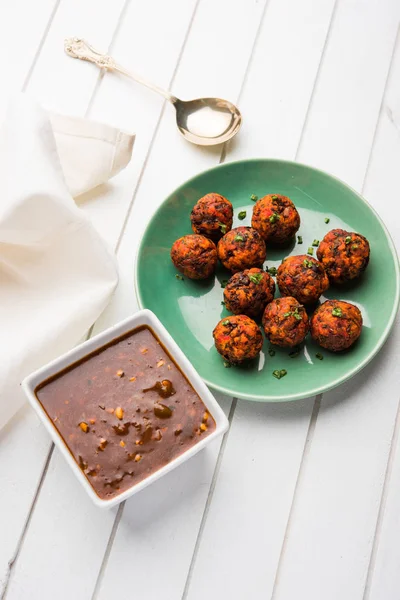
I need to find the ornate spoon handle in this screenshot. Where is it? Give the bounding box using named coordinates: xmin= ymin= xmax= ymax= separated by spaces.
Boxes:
xmin=64 ymin=38 xmax=177 ymax=103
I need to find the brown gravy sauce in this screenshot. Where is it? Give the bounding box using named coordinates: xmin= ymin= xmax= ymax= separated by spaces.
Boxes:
xmin=36 ymin=326 xmax=215 ymax=499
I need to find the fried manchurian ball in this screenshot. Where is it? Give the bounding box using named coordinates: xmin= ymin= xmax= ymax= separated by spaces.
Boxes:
xmin=277 ymin=255 xmax=329 ymax=305
xmin=217 ymin=227 xmax=266 ymax=273
xmin=171 ymin=234 xmax=217 ymax=279
xmin=213 ymin=315 xmax=263 ymax=364
xmin=190 ymin=193 xmax=233 ymax=241
xmin=317 ymin=229 xmax=370 ymax=284
xmin=223 ymin=268 xmax=275 ymax=318
xmin=310 ymin=299 xmax=362 ymax=352
xmin=262 ymin=296 xmax=309 ymax=348
xmin=251 ymin=194 xmax=300 ymax=245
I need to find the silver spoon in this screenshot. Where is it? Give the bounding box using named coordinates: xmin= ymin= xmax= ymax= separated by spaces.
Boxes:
xmin=64 ymin=38 xmax=242 ymax=146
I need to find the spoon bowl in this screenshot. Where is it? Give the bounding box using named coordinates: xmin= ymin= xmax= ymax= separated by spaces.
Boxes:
xmin=65 ymin=38 xmax=242 ymax=147
xmin=174 ymin=98 xmax=242 ymax=146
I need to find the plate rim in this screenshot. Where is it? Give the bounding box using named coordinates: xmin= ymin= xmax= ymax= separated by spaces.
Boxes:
xmin=134 ymin=157 xmax=400 ymax=402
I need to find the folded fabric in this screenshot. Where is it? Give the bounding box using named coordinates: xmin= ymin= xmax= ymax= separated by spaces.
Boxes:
xmin=50 ymin=112 xmax=134 ymax=197
xmin=0 ymin=94 xmax=134 ymax=429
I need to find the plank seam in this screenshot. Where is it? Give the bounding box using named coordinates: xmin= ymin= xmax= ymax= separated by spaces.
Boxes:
xmin=360 ymin=26 xmax=400 ymax=600
xmin=294 ymin=0 xmax=339 ymax=160
xmin=91 ymin=502 xmax=125 ymax=600
xmin=21 ymin=0 xmax=62 ymax=92
xmin=1 ymin=444 xmax=55 ymax=600
xmin=270 ymin=395 xmax=322 ymax=599
xmin=362 ymin=394 xmax=400 ymax=600
xmin=113 ymin=0 xmax=203 ymax=254
xmin=361 ymin=23 xmax=400 ymax=195
xmin=219 ymin=0 xmax=272 ymax=165
xmin=181 ymin=399 xmax=238 ymax=600
xmin=85 ymin=0 xmax=132 ymax=118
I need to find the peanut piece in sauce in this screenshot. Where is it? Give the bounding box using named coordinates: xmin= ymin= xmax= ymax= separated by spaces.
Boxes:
xmin=115 ymin=406 xmax=124 ymax=420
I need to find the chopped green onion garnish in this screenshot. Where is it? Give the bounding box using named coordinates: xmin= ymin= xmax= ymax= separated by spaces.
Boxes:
xmin=332 ymin=307 xmax=343 ymax=317
xmin=271 ymin=194 xmax=279 ymax=200
xmin=324 ymin=217 xmax=330 ymax=224
xmin=345 ymin=236 xmax=352 ymax=244
xmin=266 ymin=266 xmax=277 ymax=276
xmin=238 ymin=211 xmax=246 ymax=220
xmin=269 ymin=213 xmax=280 ymax=224
xmin=250 ymin=194 xmax=258 ymax=202
xmin=307 ymin=247 xmax=314 ymax=255
xmin=223 ymin=361 xmax=231 ymax=368
xmin=297 ymin=235 xmax=303 ymax=244
xmin=303 ymin=258 xmax=314 ymax=268
xmin=218 ymin=222 xmax=228 ymax=234
xmin=312 ymin=239 xmax=319 ymax=247
xmin=249 ymin=273 xmax=263 ymax=284
xmin=222 ymin=320 xmax=229 ymax=325
xmin=221 ymin=279 xmax=229 ymax=288
xmin=284 ymin=307 xmax=303 ymax=320
xmin=175 ymin=274 xmax=184 ymax=280
xmin=268 ymin=348 xmax=275 ymax=357
xmin=316 ymin=353 xmax=324 ymax=360
xmin=273 ymin=369 xmax=287 ymax=379
xmin=235 ymin=234 xmax=244 ymax=242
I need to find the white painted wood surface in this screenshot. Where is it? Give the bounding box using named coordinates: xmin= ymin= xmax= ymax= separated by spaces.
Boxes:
xmin=0 ymin=1 xmax=399 ymax=599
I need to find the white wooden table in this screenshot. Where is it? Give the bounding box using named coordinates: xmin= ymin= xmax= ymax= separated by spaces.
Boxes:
xmin=1 ymin=1 xmax=400 ymax=598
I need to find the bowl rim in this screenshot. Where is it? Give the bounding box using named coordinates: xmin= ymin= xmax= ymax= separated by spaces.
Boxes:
xmin=134 ymin=157 xmax=400 ymax=402
xmin=21 ymin=309 xmax=229 ymax=508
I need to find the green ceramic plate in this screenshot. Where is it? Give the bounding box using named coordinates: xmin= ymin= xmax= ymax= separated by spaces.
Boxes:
xmin=135 ymin=159 xmax=399 ymax=402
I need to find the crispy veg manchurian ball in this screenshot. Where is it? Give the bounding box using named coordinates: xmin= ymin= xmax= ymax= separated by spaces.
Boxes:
xmin=171 ymin=234 xmax=217 ymax=279
xmin=310 ymin=300 xmax=362 ymax=352
xmin=190 ymin=193 xmax=233 ymax=241
xmin=224 ymin=268 xmax=275 ymax=318
xmin=213 ymin=315 xmax=263 ymax=364
xmin=317 ymin=229 xmax=370 ymax=284
xmin=262 ymin=297 xmax=309 ymax=348
xmin=217 ymin=227 xmax=266 ymax=273
xmin=252 ymin=194 xmax=300 ymax=245
xmin=277 ymin=255 xmax=329 ymax=305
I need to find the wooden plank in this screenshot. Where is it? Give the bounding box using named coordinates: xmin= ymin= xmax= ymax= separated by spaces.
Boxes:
xmin=367 ymin=415 xmax=400 ymax=600
xmin=0 ymin=411 xmax=51 ymax=592
xmin=268 ymin=1 xmax=400 ymax=599
xmin=0 ymin=0 xmax=57 ymax=117
xmin=0 ymin=0 xmax=128 ymax=597
xmin=227 ymin=0 xmax=337 ymax=162
xmin=357 ymin=30 xmax=400 ymax=600
xmin=92 ymin=1 xmax=336 ymax=599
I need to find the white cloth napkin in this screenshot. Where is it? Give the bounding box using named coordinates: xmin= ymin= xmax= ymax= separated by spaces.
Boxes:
xmin=0 ymin=95 xmax=134 ymax=430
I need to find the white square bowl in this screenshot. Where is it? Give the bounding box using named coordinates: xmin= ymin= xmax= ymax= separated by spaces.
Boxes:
xmin=22 ymin=309 xmax=229 ymax=509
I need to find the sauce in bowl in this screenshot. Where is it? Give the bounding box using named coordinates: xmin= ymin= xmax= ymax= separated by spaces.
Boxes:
xmin=36 ymin=326 xmax=215 ymax=499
